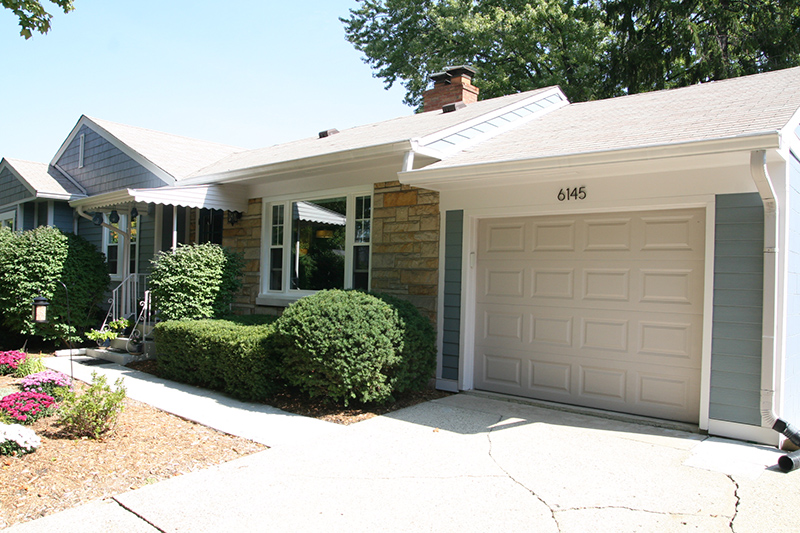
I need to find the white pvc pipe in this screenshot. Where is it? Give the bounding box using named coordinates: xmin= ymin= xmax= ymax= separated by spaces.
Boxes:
xmin=750 ymin=150 xmax=780 ymax=427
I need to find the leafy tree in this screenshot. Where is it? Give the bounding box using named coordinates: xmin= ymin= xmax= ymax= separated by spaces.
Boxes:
xmin=2 ymin=0 xmax=74 ymax=39
xmin=0 ymin=226 xmax=109 ymax=345
xmin=342 ymin=0 xmax=800 ymax=106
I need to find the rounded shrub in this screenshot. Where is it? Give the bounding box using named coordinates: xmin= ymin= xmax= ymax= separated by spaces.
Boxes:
xmin=149 ymin=243 xmax=244 ymax=321
xmin=274 ymin=290 xmax=403 ymax=406
xmin=370 ymin=293 xmax=437 ymax=393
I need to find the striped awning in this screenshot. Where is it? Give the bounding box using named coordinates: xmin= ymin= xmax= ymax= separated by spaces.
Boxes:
xmin=69 ymin=184 xmax=248 ymax=213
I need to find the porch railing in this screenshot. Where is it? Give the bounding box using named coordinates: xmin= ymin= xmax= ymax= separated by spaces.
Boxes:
xmin=106 ymin=273 xmax=154 ymax=339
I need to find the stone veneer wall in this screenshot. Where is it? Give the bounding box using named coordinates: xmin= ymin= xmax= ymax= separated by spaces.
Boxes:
xmin=371 ymin=181 xmax=440 ymax=323
xmin=222 ymin=198 xmax=268 ymax=315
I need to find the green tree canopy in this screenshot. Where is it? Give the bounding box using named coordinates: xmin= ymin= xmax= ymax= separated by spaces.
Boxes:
xmin=2 ymin=0 xmax=74 ymax=38
xmin=342 ymin=0 xmax=800 ymax=107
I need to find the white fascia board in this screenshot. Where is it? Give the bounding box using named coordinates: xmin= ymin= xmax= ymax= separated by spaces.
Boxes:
xmin=50 ymin=116 xmax=176 ymax=186
xmin=400 ymin=132 xmax=782 ymax=188
xmin=0 ymin=158 xmax=37 ymax=198
xmin=180 ymin=140 xmax=416 ymax=186
xmin=413 ymin=87 xmax=569 ymax=155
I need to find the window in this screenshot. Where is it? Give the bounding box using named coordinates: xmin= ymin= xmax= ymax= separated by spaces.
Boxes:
xmin=198 ymin=208 xmax=223 ymax=245
xmin=0 ymin=211 xmax=14 ymax=230
xmin=265 ymin=193 xmax=371 ymax=298
xmin=104 ymin=214 xmax=139 ymax=279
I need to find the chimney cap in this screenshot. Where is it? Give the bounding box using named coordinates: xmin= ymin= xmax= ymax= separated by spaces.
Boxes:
xmin=430 ymin=65 xmax=477 ymax=84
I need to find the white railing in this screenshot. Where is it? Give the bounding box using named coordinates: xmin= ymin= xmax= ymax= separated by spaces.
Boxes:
xmin=105 ymin=274 xmax=154 ymax=341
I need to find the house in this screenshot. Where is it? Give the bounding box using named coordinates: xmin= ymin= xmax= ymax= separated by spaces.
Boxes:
xmin=3 ymin=65 xmax=800 ymax=446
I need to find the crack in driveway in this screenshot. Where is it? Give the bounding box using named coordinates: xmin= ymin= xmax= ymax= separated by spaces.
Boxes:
xmin=727 ymin=474 xmax=741 ymax=532
xmin=486 ymin=415 xmax=562 ymax=531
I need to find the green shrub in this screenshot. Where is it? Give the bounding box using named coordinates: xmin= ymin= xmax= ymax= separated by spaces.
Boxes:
xmin=154 ymin=319 xmax=281 ymax=401
xmin=274 ymin=290 xmax=403 ymax=406
xmin=149 ymin=243 xmax=244 ymax=321
xmin=13 ymin=354 xmax=46 ymax=378
xmin=0 ymin=226 xmax=109 ymax=344
xmin=370 ymin=293 xmax=437 ymax=393
xmin=58 ymin=372 xmax=126 ymax=439
xmin=220 ymin=314 xmax=278 ymax=326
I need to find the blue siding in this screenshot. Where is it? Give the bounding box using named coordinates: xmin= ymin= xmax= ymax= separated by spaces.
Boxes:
xmin=52 ymin=201 xmax=74 ymax=232
xmin=36 ymin=204 xmax=48 ymax=227
xmin=138 ymin=214 xmax=156 ymax=273
xmin=21 ymin=203 xmax=35 ymax=230
xmin=56 ymin=125 xmax=167 ymax=195
xmin=710 ymin=193 xmax=764 ymax=425
xmin=785 ymin=153 xmax=800 ymax=422
xmin=0 ymin=167 xmax=32 ymax=206
xmin=76 ymin=214 xmax=103 ymax=253
xmin=442 ymin=210 xmax=463 ymax=381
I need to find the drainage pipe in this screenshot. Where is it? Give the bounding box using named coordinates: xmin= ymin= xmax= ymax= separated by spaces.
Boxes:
xmin=750 ymin=151 xmax=800 ymax=459
xmin=750 ymin=150 xmax=782 ymax=429
xmin=778 ymin=449 xmax=800 ymax=473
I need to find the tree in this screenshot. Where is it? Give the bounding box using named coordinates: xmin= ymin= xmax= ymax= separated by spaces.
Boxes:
xmin=0 ymin=226 xmax=109 ymax=345
xmin=342 ymin=0 xmax=800 ymax=107
xmin=2 ymin=0 xmax=74 ymax=39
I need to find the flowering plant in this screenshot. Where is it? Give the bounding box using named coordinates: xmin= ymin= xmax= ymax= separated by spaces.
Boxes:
xmin=0 ymin=351 xmax=26 ymax=375
xmin=20 ymin=370 xmax=72 ymax=398
xmin=0 ymin=391 xmax=56 ymax=424
xmin=0 ymin=423 xmax=41 ymax=456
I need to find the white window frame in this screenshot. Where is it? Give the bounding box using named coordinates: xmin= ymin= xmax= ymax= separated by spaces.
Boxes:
xmin=0 ymin=210 xmax=15 ymax=230
xmin=259 ymin=189 xmax=372 ymax=305
xmin=103 ymin=214 xmax=140 ymax=280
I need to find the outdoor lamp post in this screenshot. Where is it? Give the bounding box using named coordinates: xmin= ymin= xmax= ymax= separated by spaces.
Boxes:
xmin=31 ymin=281 xmax=74 ymax=382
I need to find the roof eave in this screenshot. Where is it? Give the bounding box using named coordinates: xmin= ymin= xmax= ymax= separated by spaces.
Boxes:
xmin=181 ymin=140 xmax=419 ymax=186
xmin=400 ymin=131 xmax=783 ymax=188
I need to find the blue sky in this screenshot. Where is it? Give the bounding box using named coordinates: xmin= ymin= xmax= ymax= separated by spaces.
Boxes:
xmin=0 ymin=1 xmax=410 ymax=163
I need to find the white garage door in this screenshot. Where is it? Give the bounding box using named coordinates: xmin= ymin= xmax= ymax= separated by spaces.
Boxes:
xmin=474 ymin=208 xmax=705 ymax=423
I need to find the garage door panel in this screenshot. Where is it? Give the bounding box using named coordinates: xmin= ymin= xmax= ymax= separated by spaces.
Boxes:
xmin=475 ymin=208 xmax=704 ymax=423
xmin=581 ymin=217 xmax=633 ymax=252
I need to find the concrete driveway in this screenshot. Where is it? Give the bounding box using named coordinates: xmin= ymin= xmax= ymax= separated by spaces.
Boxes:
xmin=6 ymin=358 xmax=800 ymax=532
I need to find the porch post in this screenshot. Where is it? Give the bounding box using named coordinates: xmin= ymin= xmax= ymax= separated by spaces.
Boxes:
xmin=172 ymin=206 xmax=178 ymax=251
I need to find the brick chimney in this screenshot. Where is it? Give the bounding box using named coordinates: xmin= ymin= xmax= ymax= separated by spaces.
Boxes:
xmin=422 ymin=65 xmax=479 ymax=113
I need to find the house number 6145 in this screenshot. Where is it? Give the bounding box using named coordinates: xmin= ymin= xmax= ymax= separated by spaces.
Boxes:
xmin=558 ymin=186 xmax=586 ymax=201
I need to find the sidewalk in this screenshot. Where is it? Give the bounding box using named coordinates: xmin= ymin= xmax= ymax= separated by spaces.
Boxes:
xmin=3 ymin=356 xmax=798 ymax=532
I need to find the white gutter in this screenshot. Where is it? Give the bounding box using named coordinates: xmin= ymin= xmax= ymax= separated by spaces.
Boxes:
xmin=401 ymin=132 xmax=781 ymax=187
xmin=750 ymin=150 xmax=781 ymax=427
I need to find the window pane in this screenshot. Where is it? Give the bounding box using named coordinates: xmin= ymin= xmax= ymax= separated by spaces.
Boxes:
xmin=270 ymin=248 xmax=283 ymax=291
xmin=107 ymin=246 xmax=118 ymax=274
xmin=271 ymin=205 xmax=284 ymax=246
xmin=353 ymin=245 xmax=369 ymax=290
xmin=291 ymin=197 xmax=346 ymax=290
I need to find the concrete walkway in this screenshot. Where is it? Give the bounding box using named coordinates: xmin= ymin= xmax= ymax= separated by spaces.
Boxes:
xmin=4 ymin=357 xmax=799 ymax=532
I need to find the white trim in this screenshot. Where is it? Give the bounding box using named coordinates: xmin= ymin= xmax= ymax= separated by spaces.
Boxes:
xmin=258 ymin=189 xmax=372 ymax=302
xmin=699 ymin=201 xmax=716 ymax=431
xmin=707 ymin=419 xmax=778 ymax=446
xmin=401 ymin=132 xmax=782 ymax=188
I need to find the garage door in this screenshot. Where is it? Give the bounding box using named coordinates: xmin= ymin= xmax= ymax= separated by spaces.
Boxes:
xmin=474 ymin=208 xmax=704 ymax=423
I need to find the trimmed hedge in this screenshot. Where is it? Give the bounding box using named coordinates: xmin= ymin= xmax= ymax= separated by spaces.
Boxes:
xmin=370 ymin=292 xmax=437 ymax=393
xmin=154 ymin=319 xmax=281 ymax=401
xmin=149 ymin=243 xmax=244 ymax=321
xmin=274 ymin=290 xmax=402 ymax=406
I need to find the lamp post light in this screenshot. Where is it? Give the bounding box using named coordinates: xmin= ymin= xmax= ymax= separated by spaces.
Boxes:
xmin=32 ymin=281 xmax=74 ymax=382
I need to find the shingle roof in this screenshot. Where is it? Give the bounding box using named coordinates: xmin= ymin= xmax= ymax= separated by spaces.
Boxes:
xmin=190 ymin=89 xmax=553 ymax=178
xmin=3 ymin=158 xmax=84 ymax=197
xmin=425 ymin=66 xmax=800 ymax=170
xmin=86 ymin=117 xmax=245 ymax=181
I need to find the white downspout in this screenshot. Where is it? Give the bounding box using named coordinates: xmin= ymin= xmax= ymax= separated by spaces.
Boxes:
xmin=750 ymin=150 xmax=781 ymax=427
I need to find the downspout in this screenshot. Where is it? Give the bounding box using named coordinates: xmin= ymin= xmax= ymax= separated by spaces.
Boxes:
xmin=750 ymin=150 xmax=800 ymax=451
